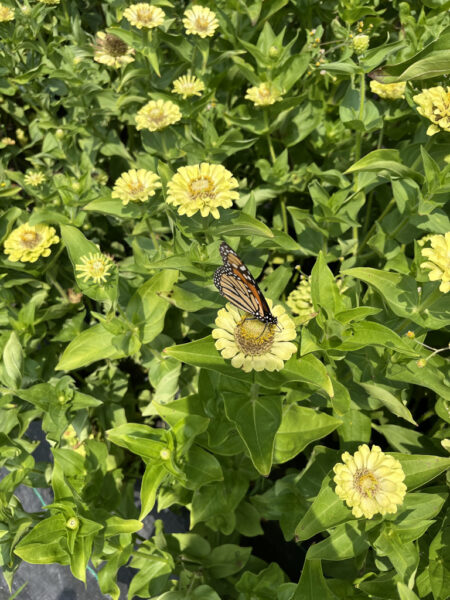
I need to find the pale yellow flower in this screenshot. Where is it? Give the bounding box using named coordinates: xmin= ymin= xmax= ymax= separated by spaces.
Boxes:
xmin=75 ymin=252 xmax=114 ymax=284
xmin=183 ymin=5 xmax=218 ymax=38
xmin=4 ymin=223 xmax=59 ymax=263
xmin=370 ymin=80 xmax=406 ymax=100
xmin=166 ymin=162 xmax=239 ymax=218
xmin=245 ymin=82 xmax=283 ymax=107
xmin=420 ymin=232 xmax=450 ymax=293
xmin=413 ymin=86 xmax=450 ymax=135
xmin=135 ymin=99 xmax=182 ymax=131
xmin=123 ymin=3 xmax=165 ymax=29
xmin=112 ymin=168 xmax=161 ymax=205
xmin=1 ymin=137 xmax=15 ymax=146
xmin=172 ymin=75 xmax=205 ymax=99
xmin=333 ymin=444 xmax=406 ymax=519
xmin=212 ymin=301 xmax=297 ymax=372
xmin=24 ymin=171 xmax=45 ymax=186
xmin=286 ymin=277 xmax=315 ymax=323
xmin=38 ymin=0 xmax=60 ymax=4
xmin=94 ymin=32 xmax=135 ymax=68
xmin=0 ymin=3 xmax=14 ymax=21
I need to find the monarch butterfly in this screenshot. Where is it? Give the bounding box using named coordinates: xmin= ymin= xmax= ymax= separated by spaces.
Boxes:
xmin=213 ymin=242 xmax=278 ymax=325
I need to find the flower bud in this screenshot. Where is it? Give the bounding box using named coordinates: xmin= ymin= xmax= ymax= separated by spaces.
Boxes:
xmin=353 ymin=34 xmax=369 ymax=54
xmin=66 ymin=517 xmax=79 ymax=530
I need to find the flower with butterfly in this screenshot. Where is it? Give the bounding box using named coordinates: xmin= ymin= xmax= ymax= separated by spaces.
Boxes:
xmin=212 ymin=243 xmax=297 ymax=372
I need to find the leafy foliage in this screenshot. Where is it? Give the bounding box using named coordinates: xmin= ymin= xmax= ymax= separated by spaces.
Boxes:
xmin=1 ymin=0 xmax=450 ymax=598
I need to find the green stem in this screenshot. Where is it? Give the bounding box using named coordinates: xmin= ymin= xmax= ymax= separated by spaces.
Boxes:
xmin=280 ymin=196 xmax=288 ymax=235
xmin=394 ymin=286 xmax=443 ymax=334
xmin=357 ymin=198 xmax=395 ymax=255
xmin=145 ymin=217 xmax=160 ymax=250
xmin=46 ymin=272 xmax=68 ymax=302
xmin=351 ymin=72 xmax=366 ymax=256
xmin=263 ymin=110 xmax=276 ymax=164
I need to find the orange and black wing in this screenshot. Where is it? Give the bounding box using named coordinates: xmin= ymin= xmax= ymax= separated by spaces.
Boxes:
xmin=213 ymin=242 xmax=277 ymax=324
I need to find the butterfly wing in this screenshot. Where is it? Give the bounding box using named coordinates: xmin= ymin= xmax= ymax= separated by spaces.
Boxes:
xmin=214 ymin=242 xmax=276 ymax=324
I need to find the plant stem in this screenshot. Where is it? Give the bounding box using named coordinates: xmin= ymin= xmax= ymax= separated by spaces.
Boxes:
xmin=146 ymin=217 xmax=160 ymax=250
xmin=280 ymin=196 xmax=288 ymax=234
xmin=357 ymin=198 xmax=395 ymax=255
xmin=351 ymin=72 xmax=366 ymax=255
xmin=263 ymin=110 xmax=276 ymax=164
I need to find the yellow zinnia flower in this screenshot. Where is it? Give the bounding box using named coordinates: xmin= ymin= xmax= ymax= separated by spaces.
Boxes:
xmin=112 ymin=168 xmax=161 ymax=205
xmin=135 ymin=99 xmax=182 ymax=132
xmin=24 ymin=171 xmax=45 ymax=186
xmin=286 ymin=277 xmax=315 ymax=323
xmin=94 ymin=32 xmax=135 ymax=68
xmin=212 ymin=301 xmax=297 ymax=372
xmin=413 ymin=86 xmax=450 ymax=136
xmin=4 ymin=223 xmax=59 ymax=263
xmin=172 ymin=75 xmax=205 ymax=99
xmin=75 ymin=252 xmax=114 ymax=284
xmin=420 ymin=232 xmax=450 ymax=293
xmin=333 ymin=444 xmax=406 ymax=520
xmin=123 ymin=3 xmax=165 ymax=29
xmin=0 ymin=3 xmax=14 ymax=21
xmin=245 ymin=82 xmax=283 ymax=107
xmin=370 ymin=80 xmax=406 ymax=100
xmin=166 ymin=162 xmax=239 ymax=218
xmin=183 ymin=5 xmax=218 ymax=38
xmin=1 ymin=137 xmax=15 ymax=146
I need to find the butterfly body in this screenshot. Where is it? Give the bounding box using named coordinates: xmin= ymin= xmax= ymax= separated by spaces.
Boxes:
xmin=213 ymin=242 xmax=277 ymax=325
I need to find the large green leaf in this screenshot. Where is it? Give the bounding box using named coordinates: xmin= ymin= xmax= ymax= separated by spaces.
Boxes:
xmin=273 ymin=405 xmax=341 ymax=464
xmin=292 ymin=559 xmax=337 ymax=600
xmin=345 ymin=149 xmax=423 ymax=183
xmin=224 ymin=392 xmax=282 ymax=476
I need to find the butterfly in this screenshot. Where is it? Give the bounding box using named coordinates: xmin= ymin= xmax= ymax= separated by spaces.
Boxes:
xmin=213 ymin=241 xmax=278 ymax=325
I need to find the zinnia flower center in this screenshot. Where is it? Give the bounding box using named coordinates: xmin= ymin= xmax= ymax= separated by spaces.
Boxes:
xmin=194 ymin=17 xmax=210 ymax=31
xmin=189 ymin=177 xmax=214 ymax=199
xmin=129 ymin=182 xmax=145 ymax=196
xmin=148 ymin=108 xmax=165 ymax=124
xmin=104 ymin=34 xmax=128 ymax=56
xmin=20 ymin=231 xmax=40 ymax=248
xmin=234 ymin=316 xmax=276 ymax=356
xmin=91 ymin=260 xmax=105 ymax=275
xmin=354 ymin=469 xmax=378 ymax=497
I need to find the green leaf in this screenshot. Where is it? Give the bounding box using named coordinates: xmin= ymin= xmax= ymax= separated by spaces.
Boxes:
xmin=183 ymin=445 xmax=224 ymax=489
xmin=310 ymin=251 xmax=344 ymax=317
xmin=273 ymin=405 xmax=341 ymax=464
xmin=359 ymin=382 xmax=417 ymax=425
xmin=378 ymin=28 xmax=450 ymax=81
xmin=292 ymin=559 xmax=337 ymax=600
xmin=429 ymin=517 xmax=450 ymax=600
xmin=393 ymin=453 xmax=450 ymax=491
xmin=224 ymin=392 xmax=282 ymax=476
xmin=140 ymin=463 xmax=167 ymax=520
xmin=295 ymin=476 xmax=353 ymax=541
xmin=397 ymin=582 xmax=420 ymax=600
xmin=164 ymin=336 xmax=251 ymax=382
xmin=56 ymin=322 xmax=132 ymax=370
xmin=107 ymin=423 xmax=169 ymax=460
xmin=257 ymin=354 xmax=334 ymax=398
xmin=83 ymin=197 xmax=144 ymax=218
xmin=206 ymin=544 xmax=252 ymax=578
xmin=306 ymin=520 xmax=370 ymax=561
xmin=103 ymin=516 xmax=143 ymax=537
xmin=345 ymin=149 xmax=423 ymax=183
xmin=14 ymin=514 xmax=69 ymax=565
xmin=127 ymin=270 xmax=180 ymax=344
xmin=210 ymin=210 xmax=274 ymax=238
xmin=1 ymin=331 xmax=23 ymax=389
xmin=343 ymin=268 xmax=450 ymax=329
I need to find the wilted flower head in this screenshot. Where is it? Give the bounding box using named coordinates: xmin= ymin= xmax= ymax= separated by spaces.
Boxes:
xmin=75 ymin=252 xmax=114 ymax=284
xmin=112 ymin=169 xmax=161 ymax=205
xmin=183 ymin=5 xmax=218 ymax=38
xmin=172 ymin=75 xmax=205 ymax=99
xmin=212 ymin=302 xmax=297 ymax=372
xmin=245 ymin=82 xmax=283 ymax=107
xmin=24 ymin=171 xmax=45 ymax=187
xmin=135 ymin=99 xmax=182 ymax=131
xmin=333 ymin=444 xmax=407 ymax=519
xmin=94 ymin=32 xmax=135 ymax=68
xmin=123 ymin=3 xmax=165 ymax=29
xmin=166 ymin=163 xmax=239 ymax=218
xmin=370 ymin=80 xmax=406 ymax=100
xmin=4 ymin=223 xmax=59 ymax=263
xmin=420 ymin=232 xmax=450 ymax=293
xmin=0 ymin=3 xmax=14 ymax=21
xmin=413 ymin=86 xmax=450 ymax=136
